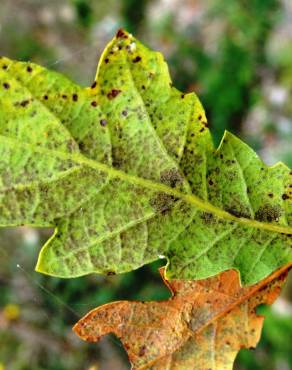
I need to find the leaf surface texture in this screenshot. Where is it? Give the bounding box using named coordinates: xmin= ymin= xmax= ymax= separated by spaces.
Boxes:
xmin=0 ymin=30 xmax=291 ymax=283
xmin=74 ymin=265 xmax=291 ymax=370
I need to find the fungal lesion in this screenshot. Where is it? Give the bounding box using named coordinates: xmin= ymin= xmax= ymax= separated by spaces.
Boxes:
xmin=160 ymin=168 xmax=184 ymax=189
xmin=107 ymin=89 xmax=121 ymax=100
xmin=150 ymin=193 xmax=178 ymax=215
xmin=200 ymin=212 xmax=215 ymax=225
xmin=224 ymin=206 xmax=251 ymax=219
xmin=255 ymin=204 xmax=282 ymax=223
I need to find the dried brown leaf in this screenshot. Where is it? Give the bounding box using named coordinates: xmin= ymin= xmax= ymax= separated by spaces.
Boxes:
xmin=74 ymin=264 xmax=291 ymax=370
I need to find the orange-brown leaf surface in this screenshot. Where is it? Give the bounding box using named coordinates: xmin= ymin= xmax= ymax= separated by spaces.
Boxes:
xmin=73 ymin=264 xmax=291 ymax=370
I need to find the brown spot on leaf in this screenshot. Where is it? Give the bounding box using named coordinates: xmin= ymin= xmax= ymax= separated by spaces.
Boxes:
xmin=225 ymin=207 xmax=251 ymax=219
xmin=107 ymin=89 xmax=121 ymax=99
xmin=200 ymin=212 xmax=215 ymax=224
xmin=116 ymin=29 xmax=127 ymax=38
xmin=106 ymin=271 xmax=116 ymax=276
xmin=255 ymin=204 xmax=282 ymax=222
xmin=160 ymin=168 xmax=183 ymax=189
xmin=150 ymin=193 xmax=178 ymax=214
xmin=72 ymin=93 xmax=78 ymax=102
xmin=139 ymin=345 xmax=147 ymax=356
xmin=133 ymin=56 xmax=141 ymax=63
xmin=3 ymin=82 xmax=10 ymax=89
xmin=20 ymin=99 xmax=30 ymax=107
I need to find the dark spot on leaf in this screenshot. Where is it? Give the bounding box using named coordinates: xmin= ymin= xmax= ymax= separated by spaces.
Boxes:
xmin=91 ymin=81 xmax=97 ymax=89
xmin=26 ymin=66 xmax=33 ymax=72
xmin=225 ymin=207 xmax=250 ymax=219
xmin=106 ymin=271 xmax=116 ymax=276
xmin=282 ymin=194 xmax=289 ymax=200
xmin=200 ymin=212 xmax=214 ymax=224
xmin=181 ymin=94 xmax=185 ymax=99
xmin=133 ymin=56 xmax=141 ymax=63
xmin=268 ymin=193 xmax=273 ymax=198
xmin=105 ymin=58 xmax=109 ymax=64
xmin=3 ymin=82 xmax=10 ymax=89
xmin=255 ymin=204 xmax=282 ymax=222
xmin=122 ymin=110 xmax=128 ymax=116
xmin=72 ymin=93 xmax=78 ymax=102
xmin=100 ymin=119 xmax=107 ymax=127
xmin=124 ymin=343 xmax=130 ymax=350
xmin=160 ymin=168 xmax=183 ymax=188
xmin=107 ymin=89 xmax=121 ymax=99
xmin=138 ymin=345 xmax=146 ymax=357
xmin=116 ymin=29 xmax=127 ymax=38
xmin=200 ymin=127 xmax=205 ymax=132
xmin=198 ymin=115 xmax=202 ymax=120
xmin=141 ymin=85 xmax=146 ymax=90
xmin=78 ymin=141 xmax=86 ymax=151
xmin=43 ymin=95 xmax=48 ymax=100
xmin=91 ymin=101 xmax=97 ymax=107
xmin=20 ymin=100 xmax=30 ymax=107
xmin=2 ymin=64 xmax=8 ymax=70
xmin=208 ymin=179 xmax=214 ymax=186
xmin=150 ymin=193 xmax=178 ymax=214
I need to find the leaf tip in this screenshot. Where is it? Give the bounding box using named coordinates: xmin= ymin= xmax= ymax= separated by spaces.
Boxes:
xmin=116 ymin=28 xmax=130 ymax=39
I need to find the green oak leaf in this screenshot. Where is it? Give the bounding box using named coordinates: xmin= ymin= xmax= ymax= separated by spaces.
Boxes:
xmin=0 ymin=30 xmax=291 ymax=285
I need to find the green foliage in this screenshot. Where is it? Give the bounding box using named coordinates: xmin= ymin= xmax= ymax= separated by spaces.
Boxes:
xmin=0 ymin=31 xmax=291 ymax=285
xmin=73 ymin=0 xmax=94 ymax=28
xmin=161 ymin=0 xmax=280 ymax=143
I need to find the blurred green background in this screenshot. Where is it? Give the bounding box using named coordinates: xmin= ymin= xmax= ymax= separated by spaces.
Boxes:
xmin=0 ymin=0 xmax=291 ymax=369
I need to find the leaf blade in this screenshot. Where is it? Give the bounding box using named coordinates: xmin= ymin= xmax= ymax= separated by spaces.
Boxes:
xmin=73 ymin=265 xmax=291 ymax=370
xmin=0 ymin=30 xmax=291 ymax=282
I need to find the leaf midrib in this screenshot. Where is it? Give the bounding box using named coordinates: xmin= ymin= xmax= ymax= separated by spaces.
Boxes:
xmin=2 ymin=134 xmax=291 ymax=235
